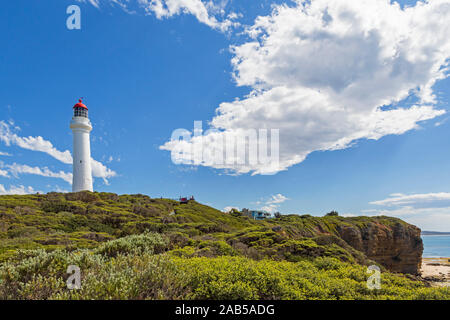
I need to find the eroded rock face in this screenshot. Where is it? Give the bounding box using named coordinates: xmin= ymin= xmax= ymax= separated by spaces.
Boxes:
xmin=337 ymin=222 xmax=423 ymax=275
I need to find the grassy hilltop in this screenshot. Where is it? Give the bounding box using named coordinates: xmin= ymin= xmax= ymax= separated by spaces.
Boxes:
xmin=0 ymin=191 xmax=449 ymax=300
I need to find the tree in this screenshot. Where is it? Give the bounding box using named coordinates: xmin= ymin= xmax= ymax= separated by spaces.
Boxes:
xmin=274 ymin=212 xmax=282 ymax=219
xmin=230 ymin=208 xmax=242 ymax=216
xmin=325 ymin=210 xmax=339 ymax=217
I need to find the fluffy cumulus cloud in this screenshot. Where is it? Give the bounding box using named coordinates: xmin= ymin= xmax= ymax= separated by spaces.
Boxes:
xmin=161 ymin=0 xmax=449 ymax=175
xmin=6 ymin=163 xmax=73 ymax=184
xmin=139 ymin=0 xmax=239 ymax=31
xmin=367 ymin=192 xmax=450 ymax=231
xmin=78 ymin=0 xmax=239 ymax=31
xmin=91 ymin=159 xmax=117 ymax=184
xmin=260 ymin=193 xmax=289 ymax=213
xmin=222 ymin=206 xmax=239 ymax=213
xmin=267 ymin=193 xmax=289 ymax=204
xmin=0 ymin=121 xmax=72 ymax=164
xmin=0 ymin=121 xmax=116 ymax=186
xmin=0 ymin=184 xmax=38 ymax=195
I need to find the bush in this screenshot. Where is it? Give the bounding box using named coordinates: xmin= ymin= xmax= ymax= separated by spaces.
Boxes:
xmin=55 ymin=254 xmax=190 ymax=300
xmin=94 ymin=232 xmax=168 ymax=258
xmin=1 ymin=243 xmax=450 ymax=300
xmin=173 ymin=256 xmax=450 ymax=300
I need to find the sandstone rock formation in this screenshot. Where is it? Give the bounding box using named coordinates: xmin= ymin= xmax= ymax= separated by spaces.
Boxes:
xmin=336 ymin=222 xmax=423 ymax=274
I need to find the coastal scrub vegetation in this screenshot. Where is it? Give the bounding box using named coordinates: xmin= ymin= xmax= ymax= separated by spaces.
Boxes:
xmin=1 ymin=232 xmax=449 ymax=300
xmin=0 ymin=192 xmax=448 ymax=300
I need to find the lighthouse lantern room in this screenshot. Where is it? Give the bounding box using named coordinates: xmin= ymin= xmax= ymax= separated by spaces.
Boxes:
xmin=70 ymin=99 xmax=93 ymax=192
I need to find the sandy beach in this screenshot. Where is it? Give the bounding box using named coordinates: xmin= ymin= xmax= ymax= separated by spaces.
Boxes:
xmin=421 ymin=258 xmax=450 ymax=287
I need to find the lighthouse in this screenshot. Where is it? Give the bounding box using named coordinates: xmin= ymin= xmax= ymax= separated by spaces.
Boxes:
xmin=70 ymin=99 xmax=93 ymax=192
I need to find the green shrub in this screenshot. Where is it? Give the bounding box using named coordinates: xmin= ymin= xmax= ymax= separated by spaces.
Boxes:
xmin=94 ymin=232 xmax=168 ymax=258
xmin=173 ymin=256 xmax=450 ymax=300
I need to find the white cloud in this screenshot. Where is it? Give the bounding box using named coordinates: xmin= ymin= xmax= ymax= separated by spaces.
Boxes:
xmin=258 ymin=193 xmax=289 ymax=213
xmin=141 ymin=0 xmax=237 ymax=31
xmin=54 ymin=185 xmax=70 ymax=193
xmin=0 ymin=121 xmax=72 ymax=164
xmin=403 ymin=212 xmax=450 ymax=232
xmin=0 ymin=184 xmax=38 ymax=195
xmin=161 ymin=0 xmax=449 ymax=175
xmin=76 ymin=0 xmax=100 ymax=8
xmin=6 ymin=163 xmax=73 ymax=184
xmin=267 ymin=193 xmax=289 ymax=204
xmin=0 ymin=151 xmax=12 ymax=156
xmin=81 ymin=0 xmax=238 ymax=31
xmin=0 ymin=169 xmax=9 ymax=178
xmin=363 ymin=206 xmax=450 ymax=232
xmin=260 ymin=205 xmax=277 ymax=213
xmin=0 ymin=121 xmax=116 ymax=184
xmin=223 ymin=206 xmax=239 ymax=212
xmin=367 ymin=192 xmax=450 ymax=231
xmin=91 ymin=159 xmax=117 ymax=184
xmin=370 ymin=192 xmax=450 ymax=208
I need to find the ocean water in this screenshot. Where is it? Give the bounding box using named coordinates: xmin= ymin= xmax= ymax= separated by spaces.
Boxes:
xmin=422 ymin=235 xmax=450 ymax=258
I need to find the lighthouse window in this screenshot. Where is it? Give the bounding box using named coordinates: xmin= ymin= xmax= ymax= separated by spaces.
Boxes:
xmin=74 ymin=107 xmax=88 ymax=118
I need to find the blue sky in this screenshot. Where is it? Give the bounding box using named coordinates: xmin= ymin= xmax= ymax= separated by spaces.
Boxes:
xmin=1 ymin=0 xmax=450 ymax=230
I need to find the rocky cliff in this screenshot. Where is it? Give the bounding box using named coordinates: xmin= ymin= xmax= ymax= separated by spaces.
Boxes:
xmin=273 ymin=214 xmax=423 ymax=274
xmin=336 ymin=222 xmax=423 ymax=274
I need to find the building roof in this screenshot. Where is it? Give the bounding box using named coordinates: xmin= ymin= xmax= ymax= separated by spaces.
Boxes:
xmin=73 ymin=99 xmax=88 ymax=110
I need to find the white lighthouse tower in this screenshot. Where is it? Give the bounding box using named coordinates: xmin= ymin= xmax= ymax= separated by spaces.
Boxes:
xmin=70 ymin=99 xmax=93 ymax=192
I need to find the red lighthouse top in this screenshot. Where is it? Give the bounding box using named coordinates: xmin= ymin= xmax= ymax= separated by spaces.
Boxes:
xmin=73 ymin=99 xmax=88 ymax=110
